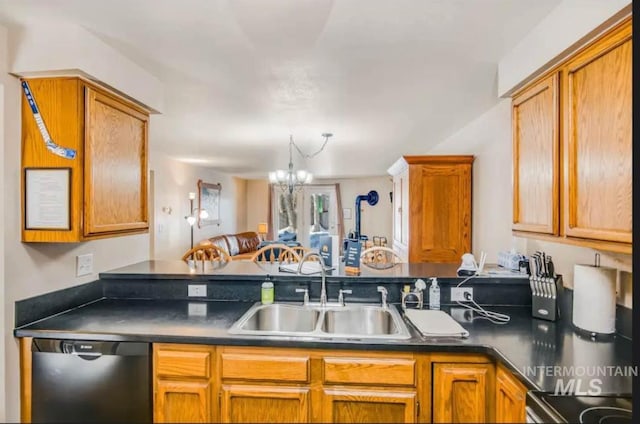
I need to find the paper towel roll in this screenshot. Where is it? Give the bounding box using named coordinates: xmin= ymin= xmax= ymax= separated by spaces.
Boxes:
xmin=572 ymin=264 xmax=617 ymax=334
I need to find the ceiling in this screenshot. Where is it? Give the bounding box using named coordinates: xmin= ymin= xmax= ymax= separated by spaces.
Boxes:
xmin=0 ymin=0 xmax=561 ymax=178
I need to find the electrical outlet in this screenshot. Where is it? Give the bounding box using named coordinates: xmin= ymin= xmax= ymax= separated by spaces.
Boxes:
xmin=188 ymin=284 xmax=207 ymax=297
xmin=76 ymin=254 xmax=93 ymax=276
xmin=451 ymin=287 xmax=473 ymax=302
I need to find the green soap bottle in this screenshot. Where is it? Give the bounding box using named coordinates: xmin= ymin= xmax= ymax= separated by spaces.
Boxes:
xmin=261 ymin=280 xmax=274 ymax=304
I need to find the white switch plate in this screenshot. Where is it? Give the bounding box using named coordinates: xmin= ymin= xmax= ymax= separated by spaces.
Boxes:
xmin=451 ymin=287 xmax=473 ymax=302
xmin=76 ymin=254 xmax=93 ymax=276
xmin=188 ymin=284 xmax=207 ymax=297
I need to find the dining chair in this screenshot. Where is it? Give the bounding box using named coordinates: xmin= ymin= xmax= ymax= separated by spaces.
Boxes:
xmin=251 ymin=243 xmax=300 ymax=264
xmin=278 ymin=246 xmax=317 ymax=263
xmin=360 ymin=246 xmax=404 ymax=269
xmin=181 ymin=244 xmax=232 ymax=263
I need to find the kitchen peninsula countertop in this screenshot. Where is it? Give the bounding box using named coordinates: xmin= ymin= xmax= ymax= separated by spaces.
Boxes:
xmin=15 ymin=297 xmax=632 ymax=395
xmin=99 ymin=259 xmax=526 ymax=281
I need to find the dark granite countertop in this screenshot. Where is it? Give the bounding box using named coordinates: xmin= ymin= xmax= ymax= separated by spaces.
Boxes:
xmin=99 ymin=260 xmax=527 ymax=281
xmin=15 ymin=298 xmax=632 ymax=395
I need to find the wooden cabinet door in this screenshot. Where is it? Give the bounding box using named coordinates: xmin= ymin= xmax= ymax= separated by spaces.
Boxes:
xmin=409 ymin=162 xmax=472 ymax=262
xmin=84 ymin=86 xmax=149 ymax=236
xmin=495 ymin=366 xmax=526 ymax=423
xmin=156 ymin=379 xmax=211 ymax=423
xmin=220 ymin=385 xmax=309 ymax=423
xmin=153 ymin=344 xmax=216 ymax=423
xmin=321 ymin=388 xmax=416 ymax=423
xmin=512 ymin=73 xmax=559 ymax=235
xmin=433 ymin=363 xmax=492 ymax=423
xmin=563 ymin=19 xmax=632 ymax=244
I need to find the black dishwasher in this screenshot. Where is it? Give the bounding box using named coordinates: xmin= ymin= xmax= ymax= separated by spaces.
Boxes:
xmin=32 ymin=338 xmax=151 ymax=423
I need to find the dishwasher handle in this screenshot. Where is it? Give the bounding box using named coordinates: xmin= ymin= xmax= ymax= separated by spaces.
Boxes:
xmin=62 ymin=341 xmax=105 ymax=357
xmin=32 ymin=339 xmax=149 ymax=357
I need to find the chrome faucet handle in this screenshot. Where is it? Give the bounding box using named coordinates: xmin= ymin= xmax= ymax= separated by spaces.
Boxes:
xmin=338 ymin=289 xmax=352 ymax=306
xmin=295 ymin=288 xmax=309 ymax=305
xmin=377 ymin=286 xmax=388 ymax=308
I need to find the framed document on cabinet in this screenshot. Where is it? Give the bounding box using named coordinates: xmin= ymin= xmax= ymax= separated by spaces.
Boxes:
xmin=24 ymin=168 xmax=71 ymax=230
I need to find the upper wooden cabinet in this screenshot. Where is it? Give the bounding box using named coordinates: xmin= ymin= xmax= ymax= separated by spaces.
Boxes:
xmin=21 ymin=77 xmax=149 ymax=242
xmin=512 ymin=73 xmax=559 ymax=235
xmin=562 ymin=19 xmax=632 ymax=244
xmin=511 ymin=17 xmax=632 ymax=253
xmin=388 ymin=156 xmax=473 ymax=263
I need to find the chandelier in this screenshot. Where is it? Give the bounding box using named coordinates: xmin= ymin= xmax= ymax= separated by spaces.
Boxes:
xmin=269 ymin=133 xmax=332 ymax=194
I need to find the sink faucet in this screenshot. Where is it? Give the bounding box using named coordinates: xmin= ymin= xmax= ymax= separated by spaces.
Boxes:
xmin=297 ymin=252 xmax=327 ymax=306
xmin=377 ymin=286 xmax=388 ymax=308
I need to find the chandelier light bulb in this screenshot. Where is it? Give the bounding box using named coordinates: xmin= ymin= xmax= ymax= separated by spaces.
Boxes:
xmin=199 ymin=209 xmax=209 ymax=219
xmin=186 ymin=216 xmax=196 ymax=226
xmin=296 ymin=170 xmax=308 ymax=182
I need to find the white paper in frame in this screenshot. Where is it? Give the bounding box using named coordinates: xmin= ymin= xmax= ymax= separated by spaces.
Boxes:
xmin=25 ymin=168 xmax=71 ymax=230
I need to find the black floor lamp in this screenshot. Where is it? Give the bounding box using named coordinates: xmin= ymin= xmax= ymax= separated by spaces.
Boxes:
xmin=185 ymin=192 xmax=197 ymax=249
xmin=185 ymin=192 xmax=209 ymax=250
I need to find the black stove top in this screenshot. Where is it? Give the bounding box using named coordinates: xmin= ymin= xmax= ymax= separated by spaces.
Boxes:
xmin=527 ymin=392 xmax=632 ymax=423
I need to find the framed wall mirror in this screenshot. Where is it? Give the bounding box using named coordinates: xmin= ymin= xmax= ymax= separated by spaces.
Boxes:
xmin=197 ymin=180 xmax=221 ymax=228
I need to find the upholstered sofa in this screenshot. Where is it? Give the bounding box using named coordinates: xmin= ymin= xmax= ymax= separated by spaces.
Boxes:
xmin=198 ymin=231 xmax=261 ymax=260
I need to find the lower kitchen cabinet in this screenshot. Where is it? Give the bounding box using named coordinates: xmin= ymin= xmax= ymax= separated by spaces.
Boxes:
xmin=220 ymin=384 xmax=310 ymax=423
xmin=495 ymin=364 xmax=527 ymax=423
xmin=86 ymin=342 xmax=521 ymax=424
xmin=321 ymin=388 xmax=417 ymax=423
xmin=432 ymin=362 xmax=494 ymax=423
xmin=156 ymin=379 xmax=212 ymax=423
xmin=153 ymin=343 xmax=217 ymax=423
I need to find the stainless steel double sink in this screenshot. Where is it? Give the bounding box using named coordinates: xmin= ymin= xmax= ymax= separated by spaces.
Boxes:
xmin=228 ymin=302 xmax=412 ymax=340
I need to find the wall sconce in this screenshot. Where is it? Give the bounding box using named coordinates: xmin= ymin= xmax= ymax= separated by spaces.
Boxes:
xmin=257 ymin=222 xmax=268 ymax=241
xmin=185 ymin=192 xmax=209 ymax=248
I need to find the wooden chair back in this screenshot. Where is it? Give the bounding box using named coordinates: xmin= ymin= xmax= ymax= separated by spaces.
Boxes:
xmin=251 ymin=244 xmax=300 ymax=264
xmin=278 ymin=246 xmax=317 ymax=263
xmin=360 ymin=246 xmax=404 ymax=269
xmin=181 ymin=245 xmax=232 ymax=263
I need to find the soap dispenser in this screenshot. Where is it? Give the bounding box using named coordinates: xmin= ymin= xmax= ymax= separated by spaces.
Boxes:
xmin=429 ymin=277 xmax=440 ymax=310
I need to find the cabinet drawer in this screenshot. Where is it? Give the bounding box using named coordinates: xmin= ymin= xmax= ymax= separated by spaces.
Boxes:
xmin=156 ymin=350 xmax=212 ymax=379
xmin=322 ymin=356 xmax=416 ymax=386
xmin=221 ymin=353 xmax=310 ymax=383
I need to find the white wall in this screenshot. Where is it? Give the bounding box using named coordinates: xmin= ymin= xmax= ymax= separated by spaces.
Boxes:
xmin=10 ymin=19 xmax=163 ymax=112
xmin=0 ymin=24 xmax=7 ymax=423
xmin=234 ymin=177 xmax=248 ymax=233
xmin=2 ymin=21 xmax=162 ymax=422
xmin=498 ymin=0 xmax=631 ymax=96
xmin=245 ymin=179 xmax=270 ymax=235
xmin=150 ymin=151 xmax=242 ymax=260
